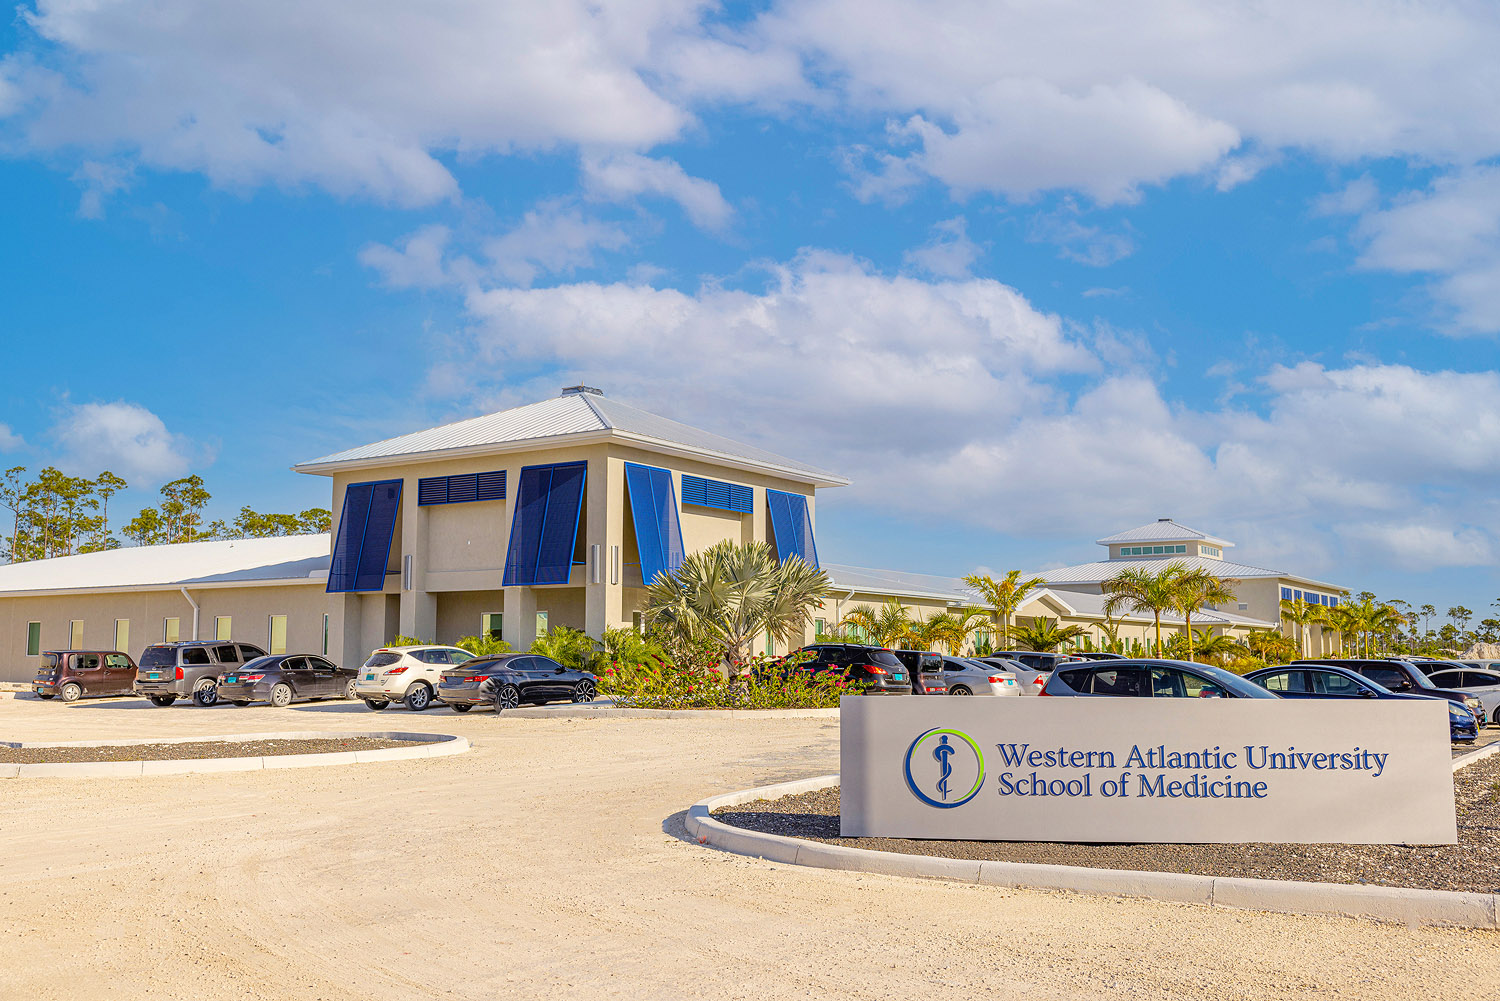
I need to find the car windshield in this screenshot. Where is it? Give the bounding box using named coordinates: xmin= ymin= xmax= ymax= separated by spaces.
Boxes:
xmin=41 ymin=653 xmax=60 ymax=669
xmin=139 ymin=646 xmax=176 ymax=669
xmin=240 ymin=656 xmax=282 ymax=672
xmin=364 ymin=652 xmax=402 ymax=668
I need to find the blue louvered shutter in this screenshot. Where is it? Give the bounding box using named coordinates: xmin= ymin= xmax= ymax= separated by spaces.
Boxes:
xmin=327 ymin=483 xmax=373 ymax=592
xmin=729 ymin=484 xmax=753 ymax=513
xmin=767 ymin=489 xmax=818 ymax=569
xmin=447 ymin=473 xmax=477 ymax=504
xmin=789 ymin=491 xmax=818 ymax=569
xmin=626 ymin=463 xmax=684 ymax=586
xmin=534 ymin=462 xmax=586 ymax=584
xmin=653 ymin=467 xmax=685 ymax=577
xmin=476 ymin=470 xmax=506 ymax=500
xmin=680 ymin=473 xmax=753 ymax=514
xmin=354 ymin=480 xmax=402 ymax=591
xmin=504 ymin=466 xmax=549 ymax=585
xmin=680 ymin=474 xmax=707 ymax=508
xmin=417 ymin=477 xmax=448 ymax=506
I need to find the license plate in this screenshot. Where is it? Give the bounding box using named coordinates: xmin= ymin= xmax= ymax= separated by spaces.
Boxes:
xmin=365 ymin=673 xmax=374 ymax=681
xmin=224 ymin=676 xmax=238 ymax=684
xmin=893 ymin=673 xmax=904 ymax=681
xmin=148 ymin=672 xmax=160 ymax=680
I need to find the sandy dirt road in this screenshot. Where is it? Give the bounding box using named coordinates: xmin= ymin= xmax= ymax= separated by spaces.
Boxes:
xmin=0 ymin=696 xmax=1495 ymax=1000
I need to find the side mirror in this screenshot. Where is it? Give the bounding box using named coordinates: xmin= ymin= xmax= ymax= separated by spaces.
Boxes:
xmin=1359 ymin=688 xmax=1376 ymax=698
xmin=555 ymin=666 xmax=566 ymax=674
xmin=1397 ymin=681 xmax=1413 ymax=691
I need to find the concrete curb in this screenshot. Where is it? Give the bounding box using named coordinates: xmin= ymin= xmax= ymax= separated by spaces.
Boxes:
xmin=685 ymin=774 xmax=1500 ymax=929
xmin=1451 ymin=739 xmax=1500 ymax=772
xmin=0 ymin=731 xmax=469 ymax=778
xmin=504 ymin=705 xmax=840 ymax=720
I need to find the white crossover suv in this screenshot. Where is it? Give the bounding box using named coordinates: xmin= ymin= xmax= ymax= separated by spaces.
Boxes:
xmin=354 ymin=645 xmax=476 ymax=711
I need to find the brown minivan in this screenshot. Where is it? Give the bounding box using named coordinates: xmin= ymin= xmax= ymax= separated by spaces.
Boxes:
xmin=33 ymin=650 xmax=139 ymax=702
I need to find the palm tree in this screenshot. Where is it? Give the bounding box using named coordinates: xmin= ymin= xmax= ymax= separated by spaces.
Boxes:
xmin=1245 ymin=628 xmax=1296 ymax=665
xmin=1164 ymin=627 xmax=1245 ymax=664
xmin=1278 ymin=597 xmax=1325 ymax=659
xmin=1175 ymin=568 xmax=1238 ymax=662
xmin=1011 ymin=616 xmax=1087 ymax=652
xmin=1101 ymin=560 xmax=1190 ymax=656
xmin=1324 ymin=603 xmax=1358 ymax=656
xmin=838 ymin=598 xmax=913 ymax=649
xmin=937 ymin=607 xmax=991 ymax=655
xmin=962 ymin=570 xmax=1049 ymax=649
xmin=904 ymin=612 xmax=950 ymax=652
xmin=642 ymin=539 xmax=831 ymax=671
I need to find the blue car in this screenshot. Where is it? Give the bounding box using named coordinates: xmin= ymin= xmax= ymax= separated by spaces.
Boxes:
xmin=1039 ymin=659 xmax=1279 ymax=699
xmin=1245 ymin=664 xmax=1478 ymax=743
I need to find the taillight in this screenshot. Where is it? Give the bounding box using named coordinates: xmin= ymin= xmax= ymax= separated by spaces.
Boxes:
xmin=241 ymin=674 xmax=265 ymax=682
xmin=862 ymin=665 xmax=889 ymax=675
xmin=465 ymin=675 xmax=485 ymax=683
xmin=175 ymin=667 xmax=184 ymax=680
xmin=384 ymin=666 xmax=408 ymax=675
xmin=1033 ymin=676 xmax=1046 ymax=687
xmin=987 ymin=676 xmax=1005 ymax=684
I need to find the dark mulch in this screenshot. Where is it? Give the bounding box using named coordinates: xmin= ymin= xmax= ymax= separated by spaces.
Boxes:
xmin=0 ymin=737 xmax=434 ymax=763
xmin=713 ymin=753 xmax=1500 ymax=894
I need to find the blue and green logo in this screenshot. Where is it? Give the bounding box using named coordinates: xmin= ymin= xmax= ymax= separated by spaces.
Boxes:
xmin=904 ymin=727 xmax=985 ymax=808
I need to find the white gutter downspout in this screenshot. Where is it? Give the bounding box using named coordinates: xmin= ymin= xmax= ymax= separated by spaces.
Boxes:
xmin=181 ymin=587 xmax=200 ymax=640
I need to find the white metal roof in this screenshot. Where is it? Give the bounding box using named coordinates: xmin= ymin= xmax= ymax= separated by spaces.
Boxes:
xmin=1095 ymin=519 xmax=1234 ymax=547
xmin=0 ymin=535 xmax=331 ymax=596
xmin=1031 ymin=555 xmax=1341 ymax=591
xmin=293 ymin=391 xmax=848 ymax=487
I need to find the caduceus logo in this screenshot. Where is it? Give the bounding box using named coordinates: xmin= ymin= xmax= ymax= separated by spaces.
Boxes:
xmin=904 ymin=727 xmax=985 ymax=809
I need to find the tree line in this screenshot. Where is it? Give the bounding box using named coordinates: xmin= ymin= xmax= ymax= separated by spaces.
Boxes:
xmin=0 ymin=466 xmax=331 ymax=562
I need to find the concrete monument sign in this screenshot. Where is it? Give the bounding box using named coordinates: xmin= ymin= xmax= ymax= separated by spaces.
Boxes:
xmin=840 ymin=697 xmax=1456 ymax=844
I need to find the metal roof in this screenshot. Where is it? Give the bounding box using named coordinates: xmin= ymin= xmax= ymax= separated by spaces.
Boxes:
xmin=1031 ymin=555 xmax=1341 ymax=591
xmin=1095 ymin=519 xmax=1234 ymax=547
xmin=293 ymin=391 xmax=848 ymax=487
xmin=0 ymin=535 xmax=331 ymax=596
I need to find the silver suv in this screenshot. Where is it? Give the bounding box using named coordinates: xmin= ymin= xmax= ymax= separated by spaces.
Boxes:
xmin=135 ymin=641 xmax=267 ymax=707
xmin=354 ymin=645 xmax=477 ymax=711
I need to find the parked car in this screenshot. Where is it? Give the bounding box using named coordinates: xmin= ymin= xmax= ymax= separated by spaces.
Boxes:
xmin=134 ymin=640 xmax=268 ymax=707
xmin=790 ymin=644 xmax=911 ymax=695
xmin=1425 ymin=667 xmax=1500 ymax=726
xmin=1295 ymin=660 xmax=1484 ymax=723
xmin=217 ymin=655 xmax=358 ymax=707
xmin=435 ymin=653 xmax=597 ymax=711
xmin=1069 ymin=652 xmax=1127 ymax=662
xmin=1406 ymin=658 xmax=1471 ymax=678
xmin=1246 ymin=664 xmax=1478 ymax=742
xmin=973 ymin=655 xmax=1049 ymax=694
xmin=918 ymin=656 xmax=1019 ymax=696
xmin=32 ymin=650 xmax=137 ymax=702
xmin=1041 ymin=659 xmax=1279 ymax=699
xmin=892 ymin=649 xmax=944 ymax=694
xmin=354 ymin=644 xmax=478 ymax=711
xmin=995 ymin=650 xmax=1087 ymax=673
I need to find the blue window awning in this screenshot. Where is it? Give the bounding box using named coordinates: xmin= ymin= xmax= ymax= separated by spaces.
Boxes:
xmin=680 ymin=473 xmax=752 ymax=514
xmin=767 ymin=489 xmax=818 ymax=569
xmin=625 ymin=462 xmax=685 ymax=586
xmin=418 ymin=470 xmax=507 ymax=506
xmin=328 ymin=479 xmax=403 ymax=593
xmin=503 ymin=462 xmax=587 ymax=586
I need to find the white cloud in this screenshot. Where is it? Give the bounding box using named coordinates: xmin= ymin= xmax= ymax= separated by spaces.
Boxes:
xmin=902 ymin=217 xmax=981 ymax=278
xmin=1028 ymin=208 xmax=1135 ymax=267
xmin=581 ymin=152 xmax=733 ymax=230
xmin=359 ymin=224 xmax=453 ymax=290
xmin=482 ymin=203 xmax=631 ymax=286
xmin=1335 ymin=520 xmax=1496 ymax=571
xmin=50 ymin=401 xmax=200 ymax=482
xmin=0 ymin=424 xmax=23 ymax=451
xmin=69 ymin=159 xmax=132 ymax=218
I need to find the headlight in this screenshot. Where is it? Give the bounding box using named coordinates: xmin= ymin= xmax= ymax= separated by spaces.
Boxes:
xmin=1465 ymin=698 xmax=1482 ymax=709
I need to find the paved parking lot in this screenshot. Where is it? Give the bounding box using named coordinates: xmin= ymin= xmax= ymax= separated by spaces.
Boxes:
xmin=0 ymin=696 xmax=1495 ymax=1000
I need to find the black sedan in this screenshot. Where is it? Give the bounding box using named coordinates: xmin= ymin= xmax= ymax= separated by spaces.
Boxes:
xmin=435 ymin=653 xmax=598 ymax=712
xmin=1294 ymin=659 xmax=1485 ymax=724
xmin=1040 ymin=659 xmax=1278 ymax=699
xmin=217 ymin=655 xmax=358 ymax=707
xmin=1246 ymin=664 xmax=1478 ymax=743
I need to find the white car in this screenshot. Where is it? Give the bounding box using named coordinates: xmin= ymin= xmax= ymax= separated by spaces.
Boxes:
xmin=354 ymin=645 xmax=477 ymax=711
xmin=1429 ymin=667 xmax=1500 ymax=726
xmin=919 ymin=656 xmax=1020 ymax=696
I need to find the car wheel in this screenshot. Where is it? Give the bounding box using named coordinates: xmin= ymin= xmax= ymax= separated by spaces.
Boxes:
xmin=363 ymin=699 xmax=389 ymax=711
xmin=950 ymin=685 xmax=973 ymax=696
xmin=572 ymin=679 xmax=597 ymax=703
xmin=60 ymin=683 xmax=83 ymax=703
xmin=148 ymin=695 xmax=176 ymax=707
xmin=451 ymin=703 xmax=472 ymax=713
xmin=1492 ymin=706 xmax=1500 ymax=726
xmin=232 ymin=700 xmax=252 ymax=707
xmin=404 ymin=683 xmax=433 ymax=711
xmin=269 ymin=683 xmax=293 ymax=708
xmin=495 ymin=684 xmax=521 ymax=711
xmin=191 ymin=679 xmax=219 ymax=707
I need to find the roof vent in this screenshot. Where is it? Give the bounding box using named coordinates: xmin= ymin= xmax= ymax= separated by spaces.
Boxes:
xmin=561 ymin=385 xmax=604 ymax=397
xmin=1158 ymin=517 xmax=1172 ymax=522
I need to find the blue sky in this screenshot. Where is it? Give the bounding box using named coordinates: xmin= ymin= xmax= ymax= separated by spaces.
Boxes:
xmin=3 ymin=0 xmax=1500 ymax=617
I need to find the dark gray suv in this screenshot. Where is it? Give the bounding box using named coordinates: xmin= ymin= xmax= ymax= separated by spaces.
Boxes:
xmin=135 ymin=640 xmax=267 ymax=707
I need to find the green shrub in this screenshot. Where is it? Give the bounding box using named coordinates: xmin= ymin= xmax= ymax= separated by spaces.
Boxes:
xmin=605 ymin=651 xmax=852 ymax=709
xmin=454 ymin=634 xmax=514 ymax=658
xmin=529 ymin=626 xmax=599 ymax=670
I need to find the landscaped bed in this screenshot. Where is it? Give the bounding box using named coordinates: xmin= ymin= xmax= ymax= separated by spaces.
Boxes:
xmin=0 ymin=736 xmax=437 ymax=763
xmin=713 ymin=753 xmax=1500 ymax=894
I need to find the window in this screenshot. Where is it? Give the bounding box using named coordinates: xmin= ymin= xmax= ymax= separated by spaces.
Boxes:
xmin=68 ymin=620 xmax=83 ymax=650
xmin=327 ymin=479 xmax=403 ymax=593
xmin=26 ymin=621 xmax=40 ymax=657
xmin=1257 ymin=671 xmax=1300 ymax=693
xmin=680 ymin=474 xmax=753 ymax=514
xmin=1310 ymin=671 xmax=1365 ymax=697
xmin=481 ymin=613 xmax=503 ymax=641
xmin=1281 ymin=587 xmax=1293 ymax=600
xmin=535 ymin=611 xmax=548 ymax=639
xmin=1237 ymin=603 xmax=1248 ymax=611
xmin=418 ymin=470 xmax=507 ymax=505
xmin=503 ymin=462 xmax=587 ymax=586
xmin=1201 ymin=545 xmax=1221 ymax=558
xmin=268 ymin=614 xmax=288 ymax=655
xmin=114 ymin=618 xmax=129 ymax=653
xmin=1120 ymin=544 xmax=1187 ymax=556
xmin=765 ymin=630 xmax=774 ymax=655
xmin=624 ymin=462 xmax=685 ymax=587
xmin=105 ymin=653 xmax=130 ymax=670
xmin=183 ymin=647 xmax=211 ymax=666
xmin=76 ymin=654 xmax=101 ymax=671
xmin=1292 ymin=589 xmax=1303 ymax=600
xmin=238 ymin=644 xmax=265 ymax=661
xmin=1091 ymin=668 xmax=1148 ymax=696
xmin=215 ymin=644 xmax=240 ymax=664
xmin=767 ymin=489 xmax=819 ymax=568
xmin=163 ymin=617 xmax=180 ymax=643
xmin=631 ymin=611 xmax=644 ymax=633
xmin=214 ymin=616 xmax=232 ymax=641
xmin=815 ymin=618 xmax=826 ymax=635
xmin=322 ymin=613 xmax=329 ymax=656
xmin=1363 ymin=667 xmax=1408 ymax=689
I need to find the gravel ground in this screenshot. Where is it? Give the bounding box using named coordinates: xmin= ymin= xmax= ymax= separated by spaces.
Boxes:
xmin=0 ymin=736 xmax=433 ymax=763
xmin=715 ymin=753 xmax=1500 ymax=893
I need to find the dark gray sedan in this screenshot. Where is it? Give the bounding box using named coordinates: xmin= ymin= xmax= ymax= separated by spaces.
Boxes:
xmin=218 ymin=654 xmax=358 ymax=707
xmin=435 ymin=653 xmax=598 ymax=712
